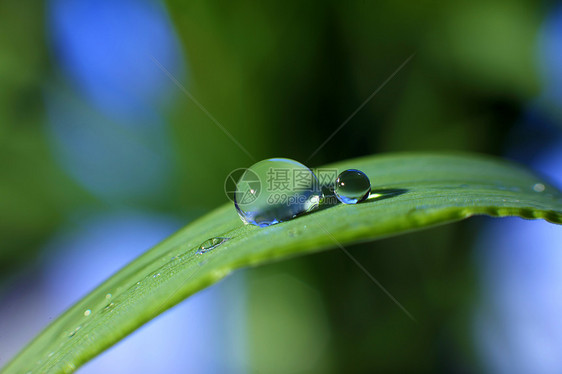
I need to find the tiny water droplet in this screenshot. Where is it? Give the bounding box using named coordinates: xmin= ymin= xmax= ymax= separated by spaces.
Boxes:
xmin=153 ymin=272 xmax=161 ymax=278
xmin=105 ymin=293 xmax=112 ymax=299
xmin=288 ymin=225 xmax=308 ymax=237
xmin=234 ymin=158 xmax=322 ymax=227
xmin=533 ymin=183 xmax=545 ymax=192
xmin=83 ymin=309 xmax=91 ymax=317
xmin=198 ymin=259 xmax=209 ymax=267
xmin=197 ymin=237 xmax=230 ymax=254
xmin=334 ymin=169 xmax=371 ymax=204
xmin=102 ymin=302 xmax=115 ymax=313
xmin=68 ymin=326 xmax=81 ymax=337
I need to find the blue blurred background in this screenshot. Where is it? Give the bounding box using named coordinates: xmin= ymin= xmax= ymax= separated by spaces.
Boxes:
xmin=1 ymin=0 xmax=562 ymax=372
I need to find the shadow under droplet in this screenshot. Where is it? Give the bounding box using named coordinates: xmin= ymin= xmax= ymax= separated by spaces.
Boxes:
xmin=364 ymin=188 xmax=409 ymax=202
xmin=316 ymin=187 xmax=409 ymax=212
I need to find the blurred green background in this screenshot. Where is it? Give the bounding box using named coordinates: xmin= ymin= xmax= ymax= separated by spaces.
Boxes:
xmin=1 ymin=0 xmax=562 ymax=373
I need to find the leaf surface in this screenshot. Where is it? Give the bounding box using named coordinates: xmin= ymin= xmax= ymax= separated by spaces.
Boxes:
xmin=4 ymin=152 xmax=562 ymax=373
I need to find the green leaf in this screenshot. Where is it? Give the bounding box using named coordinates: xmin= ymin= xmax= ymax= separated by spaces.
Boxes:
xmin=4 ymin=152 xmax=562 ymax=373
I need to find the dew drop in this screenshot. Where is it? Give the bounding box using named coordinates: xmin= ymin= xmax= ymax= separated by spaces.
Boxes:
xmin=288 ymin=225 xmax=308 ymax=237
xmin=234 ymin=158 xmax=322 ymax=227
xmin=533 ymin=183 xmax=545 ymax=192
xmin=68 ymin=326 xmax=81 ymax=337
xmin=197 ymin=237 xmax=230 ymax=254
xmin=198 ymin=259 xmax=209 ymax=267
xmin=102 ymin=302 xmax=115 ymax=313
xmin=334 ymin=169 xmax=371 ymax=204
xmin=105 ymin=293 xmax=112 ymax=300
xmin=83 ymin=309 xmax=91 ymax=317
xmin=153 ymin=272 xmax=161 ymax=278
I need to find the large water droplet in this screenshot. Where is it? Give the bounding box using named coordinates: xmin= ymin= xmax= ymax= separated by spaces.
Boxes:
xmin=234 ymin=158 xmax=322 ymax=227
xmin=197 ymin=237 xmax=230 ymax=254
xmin=334 ymin=169 xmax=371 ymax=204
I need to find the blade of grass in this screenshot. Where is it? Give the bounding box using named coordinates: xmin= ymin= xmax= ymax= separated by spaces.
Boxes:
xmin=3 ymin=152 xmax=562 ymax=373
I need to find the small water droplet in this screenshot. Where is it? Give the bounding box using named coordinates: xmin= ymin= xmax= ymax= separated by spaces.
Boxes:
xmin=533 ymin=183 xmax=545 ymax=192
xmin=198 ymin=259 xmax=209 ymax=267
xmin=234 ymin=158 xmax=322 ymax=227
xmin=288 ymin=225 xmax=308 ymax=237
xmin=83 ymin=309 xmax=91 ymax=317
xmin=68 ymin=326 xmax=81 ymax=337
xmin=102 ymin=302 xmax=115 ymax=313
xmin=153 ymin=272 xmax=161 ymax=278
xmin=334 ymin=169 xmax=371 ymax=204
xmin=197 ymin=237 xmax=230 ymax=254
xmin=105 ymin=293 xmax=112 ymax=299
